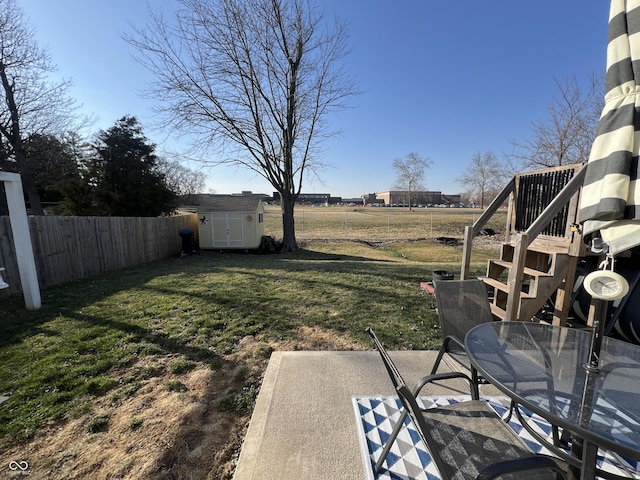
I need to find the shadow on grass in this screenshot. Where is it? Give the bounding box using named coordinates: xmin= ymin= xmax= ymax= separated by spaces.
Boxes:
xmin=0 ymin=249 xmax=417 ymax=351
xmin=0 ymin=247 xmax=450 ymax=450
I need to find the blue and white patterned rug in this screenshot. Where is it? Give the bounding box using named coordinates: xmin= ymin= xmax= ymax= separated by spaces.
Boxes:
xmin=352 ymin=395 xmax=639 ymax=480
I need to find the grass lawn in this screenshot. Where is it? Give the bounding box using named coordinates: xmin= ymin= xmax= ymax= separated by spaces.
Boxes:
xmin=0 ymin=210 xmax=504 ymax=479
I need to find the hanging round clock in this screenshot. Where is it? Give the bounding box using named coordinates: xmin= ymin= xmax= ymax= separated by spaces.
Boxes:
xmin=583 ymin=270 xmax=630 ymax=301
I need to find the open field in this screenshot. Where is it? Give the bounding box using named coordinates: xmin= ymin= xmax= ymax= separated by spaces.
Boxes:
xmin=263 ymin=205 xmax=507 ymax=242
xmin=0 ymin=209 xmax=505 ymax=479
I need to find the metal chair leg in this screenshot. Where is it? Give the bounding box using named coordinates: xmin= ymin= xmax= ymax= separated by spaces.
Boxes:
xmin=374 ymin=410 xmax=407 ymax=472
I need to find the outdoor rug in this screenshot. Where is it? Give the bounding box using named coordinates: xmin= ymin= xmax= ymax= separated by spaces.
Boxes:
xmin=352 ymin=395 xmax=639 ymax=480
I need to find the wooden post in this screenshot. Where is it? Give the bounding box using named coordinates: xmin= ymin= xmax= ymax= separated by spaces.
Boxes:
xmin=552 ymin=255 xmax=578 ymax=326
xmin=505 ymin=232 xmax=528 ymax=321
xmin=460 ymin=226 xmax=474 ymax=280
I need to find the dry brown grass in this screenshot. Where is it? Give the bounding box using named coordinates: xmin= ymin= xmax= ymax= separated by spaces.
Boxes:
xmin=1 ymin=327 xmax=365 ymax=479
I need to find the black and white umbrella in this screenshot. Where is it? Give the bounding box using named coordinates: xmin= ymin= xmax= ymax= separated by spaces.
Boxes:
xmin=580 ymin=0 xmax=640 ymax=255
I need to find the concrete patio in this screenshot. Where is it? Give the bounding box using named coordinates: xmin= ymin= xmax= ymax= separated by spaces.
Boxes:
xmin=233 ymin=350 xmax=502 ymax=480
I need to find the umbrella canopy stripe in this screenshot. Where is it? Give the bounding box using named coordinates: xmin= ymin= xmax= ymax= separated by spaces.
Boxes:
xmin=580 ymin=0 xmax=640 ymax=255
xmin=606 ymin=44 xmax=630 ymax=92
xmin=580 ymin=115 xmax=638 ymax=220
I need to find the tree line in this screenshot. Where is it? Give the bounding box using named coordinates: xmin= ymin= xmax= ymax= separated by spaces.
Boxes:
xmin=2 ymin=115 xmax=205 ymax=217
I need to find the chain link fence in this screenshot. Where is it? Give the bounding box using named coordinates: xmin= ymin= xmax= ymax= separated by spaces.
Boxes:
xmin=263 ymin=206 xmax=506 ymax=242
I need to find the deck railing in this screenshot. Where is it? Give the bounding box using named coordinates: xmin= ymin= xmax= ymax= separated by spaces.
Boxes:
xmin=461 ymin=163 xmax=586 ymax=280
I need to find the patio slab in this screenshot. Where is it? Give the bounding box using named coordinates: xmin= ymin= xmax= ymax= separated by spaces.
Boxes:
xmin=233 ymin=350 xmax=502 ymax=480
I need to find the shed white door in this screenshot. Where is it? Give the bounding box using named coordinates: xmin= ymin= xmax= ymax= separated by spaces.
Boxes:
xmin=212 ymin=213 xmax=244 ymax=247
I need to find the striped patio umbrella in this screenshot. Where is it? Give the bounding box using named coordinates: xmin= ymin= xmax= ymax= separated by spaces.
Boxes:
xmin=580 ymin=0 xmax=640 ymax=255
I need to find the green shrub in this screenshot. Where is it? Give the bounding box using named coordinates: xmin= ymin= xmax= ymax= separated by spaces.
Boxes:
xmin=129 ymin=418 xmax=143 ymax=431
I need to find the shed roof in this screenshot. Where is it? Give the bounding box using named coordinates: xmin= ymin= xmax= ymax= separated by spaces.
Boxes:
xmin=195 ymin=195 xmax=265 ymax=212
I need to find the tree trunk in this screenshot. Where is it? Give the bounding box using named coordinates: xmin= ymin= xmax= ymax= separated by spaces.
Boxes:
xmin=12 ymin=155 xmax=44 ymax=215
xmin=0 ymin=159 xmax=43 ymax=215
xmin=0 ymin=62 xmax=44 ymax=216
xmin=21 ymin=171 xmax=44 ymax=215
xmin=280 ymin=194 xmax=298 ymax=252
xmin=0 ymin=183 xmax=7 ymax=216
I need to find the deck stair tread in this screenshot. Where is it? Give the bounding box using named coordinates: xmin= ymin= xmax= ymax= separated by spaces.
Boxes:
xmin=481 ymin=236 xmax=574 ymax=322
xmin=506 ymin=236 xmax=571 ymax=255
xmin=490 ymin=260 xmax=552 ymax=278
xmin=480 ymin=276 xmax=536 ymax=299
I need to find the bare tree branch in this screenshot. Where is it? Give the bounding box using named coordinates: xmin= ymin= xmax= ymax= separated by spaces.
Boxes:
xmin=457 ymin=151 xmax=503 ymax=208
xmin=392 ymin=152 xmax=432 ymax=210
xmin=511 ymin=74 xmax=603 ymax=169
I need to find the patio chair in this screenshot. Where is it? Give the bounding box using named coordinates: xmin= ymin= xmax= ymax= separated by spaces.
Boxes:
xmin=430 ymin=279 xmax=494 ymax=388
xmin=366 ymin=327 xmax=568 ymax=480
xmin=431 ymin=279 xmax=562 ymax=445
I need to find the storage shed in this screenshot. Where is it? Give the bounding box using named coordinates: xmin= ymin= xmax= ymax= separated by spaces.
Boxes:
xmin=197 ymin=195 xmax=266 ymax=249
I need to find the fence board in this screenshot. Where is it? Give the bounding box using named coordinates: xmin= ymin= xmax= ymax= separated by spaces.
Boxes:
xmin=0 ymin=214 xmax=198 ymax=295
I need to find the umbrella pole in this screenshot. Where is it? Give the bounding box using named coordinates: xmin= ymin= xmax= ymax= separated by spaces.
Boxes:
xmin=566 ymin=299 xmax=608 ymax=479
xmin=585 ymin=298 xmax=607 ymax=372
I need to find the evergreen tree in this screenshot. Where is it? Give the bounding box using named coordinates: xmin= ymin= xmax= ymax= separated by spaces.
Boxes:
xmin=63 ymin=116 xmax=176 ymax=217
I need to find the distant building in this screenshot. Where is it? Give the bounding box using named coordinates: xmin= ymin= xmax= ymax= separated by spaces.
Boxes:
xmin=184 ymin=192 xmax=269 ymax=206
xmin=361 ymin=193 xmax=385 ymax=206
xmin=272 ymin=192 xmax=344 ymax=205
xmin=363 ymin=191 xmax=462 ymax=206
xmin=190 ymin=189 xmax=461 ymax=207
xmin=441 ymin=193 xmax=462 ymax=205
xmin=374 ymin=191 xmax=440 ymax=206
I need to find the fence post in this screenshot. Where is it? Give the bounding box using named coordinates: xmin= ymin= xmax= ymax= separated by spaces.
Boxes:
xmin=345 ymin=211 xmax=348 ymax=239
xmin=430 ymin=211 xmax=433 ymax=237
xmin=387 ymin=209 xmax=390 ymax=240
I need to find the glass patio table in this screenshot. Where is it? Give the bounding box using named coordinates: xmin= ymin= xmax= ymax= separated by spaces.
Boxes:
xmin=465 ymin=322 xmax=640 ymax=480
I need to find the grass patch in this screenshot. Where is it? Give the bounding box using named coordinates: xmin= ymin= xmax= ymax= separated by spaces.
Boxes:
xmin=111 ymin=382 xmax=142 ymax=402
xmin=264 ymin=205 xmax=506 ymax=242
xmin=87 ymin=416 xmax=109 ymax=434
xmin=83 ymin=376 xmax=119 ymax=396
xmin=165 ymin=380 xmax=188 ymax=393
xmin=129 ymin=418 xmax=144 ymax=431
xmin=169 ymin=358 xmax=197 ymax=375
xmin=0 ymin=211 xmax=500 ymax=448
xmin=217 ymin=386 xmax=258 ymax=414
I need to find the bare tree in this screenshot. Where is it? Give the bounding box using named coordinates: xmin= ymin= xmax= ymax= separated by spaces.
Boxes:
xmin=0 ymin=0 xmax=79 ymax=214
xmin=512 ymin=74 xmax=603 ymax=169
xmin=125 ymin=0 xmax=357 ymax=251
xmin=392 ymin=152 xmax=432 ymax=210
xmin=157 ymin=157 xmax=206 ymax=204
xmin=457 ymin=151 xmax=502 ymax=208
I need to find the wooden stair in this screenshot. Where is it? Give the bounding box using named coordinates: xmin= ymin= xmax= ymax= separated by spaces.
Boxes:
xmin=460 ymin=164 xmax=587 ymax=326
xmin=480 ymin=235 xmax=577 ymax=324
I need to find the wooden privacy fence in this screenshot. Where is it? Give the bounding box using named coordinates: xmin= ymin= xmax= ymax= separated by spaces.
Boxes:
xmin=0 ymin=214 xmax=198 ymax=295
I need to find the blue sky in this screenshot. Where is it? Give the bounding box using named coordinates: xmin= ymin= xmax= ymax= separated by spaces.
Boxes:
xmin=20 ymin=1 xmax=610 ymax=198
